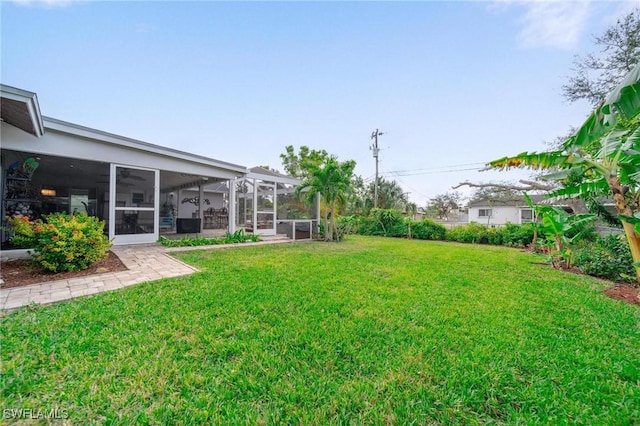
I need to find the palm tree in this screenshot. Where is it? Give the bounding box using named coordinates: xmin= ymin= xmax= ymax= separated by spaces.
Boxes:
xmin=297 ymin=156 xmax=356 ymax=241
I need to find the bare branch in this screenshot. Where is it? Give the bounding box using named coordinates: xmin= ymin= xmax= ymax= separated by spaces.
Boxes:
xmin=452 ymin=180 xmax=554 ymax=192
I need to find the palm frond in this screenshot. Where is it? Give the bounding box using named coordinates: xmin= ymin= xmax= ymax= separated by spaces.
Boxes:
xmin=546 ymin=179 xmax=610 ymax=202
xmin=488 ymin=151 xmax=568 ymax=170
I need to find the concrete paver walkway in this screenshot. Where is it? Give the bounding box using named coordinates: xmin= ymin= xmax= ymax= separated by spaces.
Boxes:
xmin=1 ymin=238 xmax=294 ymax=310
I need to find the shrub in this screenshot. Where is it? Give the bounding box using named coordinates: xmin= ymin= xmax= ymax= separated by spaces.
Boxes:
xmin=573 ymin=235 xmax=636 ymax=283
xmin=357 ymin=209 xmax=406 ymax=237
xmin=500 ymin=223 xmax=536 ymax=247
xmin=410 ymin=219 xmax=446 ymax=240
xmin=8 ymin=213 xmax=112 ymax=272
xmin=446 ymin=223 xmax=489 ymax=244
xmin=335 ymin=215 xmax=356 ymax=241
xmin=158 ymin=230 xmax=259 ymax=248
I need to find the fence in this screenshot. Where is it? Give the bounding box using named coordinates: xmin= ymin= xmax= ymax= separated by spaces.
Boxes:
xmin=276 ymin=220 xmax=319 ymax=241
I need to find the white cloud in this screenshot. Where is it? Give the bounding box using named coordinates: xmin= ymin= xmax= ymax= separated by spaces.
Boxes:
xmin=12 ymin=0 xmax=78 ymax=8
xmin=135 ymin=23 xmax=155 ymax=34
xmin=517 ymin=0 xmax=591 ymax=50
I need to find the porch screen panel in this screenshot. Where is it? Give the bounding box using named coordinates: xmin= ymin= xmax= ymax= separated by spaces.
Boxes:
xmin=114 ymin=167 xmax=157 ymax=235
xmin=256 ymin=181 xmax=275 ymax=229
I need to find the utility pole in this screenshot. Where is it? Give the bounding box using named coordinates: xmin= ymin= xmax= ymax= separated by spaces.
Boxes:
xmin=370 ymin=129 xmax=383 ymax=208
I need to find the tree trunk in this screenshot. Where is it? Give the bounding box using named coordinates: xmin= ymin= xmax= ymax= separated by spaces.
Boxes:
xmin=323 ymin=209 xmax=330 ymax=242
xmin=607 ymin=176 xmax=640 ymax=286
xmin=329 ymin=202 xmax=336 ymax=242
xmin=554 ymin=235 xmax=563 ymax=253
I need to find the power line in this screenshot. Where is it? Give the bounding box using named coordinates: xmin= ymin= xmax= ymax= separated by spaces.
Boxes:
xmin=386 ymin=162 xmax=486 ymax=174
xmin=381 ymin=168 xmax=433 ymax=202
xmin=388 ymin=166 xmax=484 ymax=177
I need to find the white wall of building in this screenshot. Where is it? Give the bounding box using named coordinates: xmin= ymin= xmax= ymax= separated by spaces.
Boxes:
xmin=177 ymin=189 xmax=225 ymax=218
xmin=468 ymin=206 xmax=521 ymax=226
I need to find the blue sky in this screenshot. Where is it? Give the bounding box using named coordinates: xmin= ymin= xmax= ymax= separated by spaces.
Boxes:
xmin=2 ymin=0 xmax=636 ymax=206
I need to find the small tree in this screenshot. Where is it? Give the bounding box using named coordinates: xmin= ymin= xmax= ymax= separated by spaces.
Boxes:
xmin=523 ymin=194 xmax=597 ymax=269
xmin=296 ymin=155 xmax=356 ymax=242
xmin=428 ymin=192 xmax=462 ymax=221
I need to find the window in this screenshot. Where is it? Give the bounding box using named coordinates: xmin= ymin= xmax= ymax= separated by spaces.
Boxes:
xmin=478 ymin=208 xmax=492 ymax=218
xmin=520 ymin=209 xmax=534 ymax=223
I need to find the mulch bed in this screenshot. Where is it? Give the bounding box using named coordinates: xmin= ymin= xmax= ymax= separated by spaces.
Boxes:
xmin=604 ymin=284 xmax=640 ymax=306
xmin=0 ymin=251 xmax=128 ymax=289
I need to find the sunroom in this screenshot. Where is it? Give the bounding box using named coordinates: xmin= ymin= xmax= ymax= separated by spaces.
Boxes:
xmin=1 ymin=85 xmax=318 ymax=248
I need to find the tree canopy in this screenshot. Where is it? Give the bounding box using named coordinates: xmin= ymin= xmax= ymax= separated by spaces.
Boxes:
xmin=562 ymin=8 xmax=640 ymax=106
xmin=280 ymin=145 xmax=329 ymax=179
xmin=295 ymin=155 xmax=356 ymax=242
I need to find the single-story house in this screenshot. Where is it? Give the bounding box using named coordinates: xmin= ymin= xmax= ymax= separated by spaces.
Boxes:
xmin=1 ymin=85 xmax=318 ymax=247
xmin=467 ymin=194 xmax=559 ymax=226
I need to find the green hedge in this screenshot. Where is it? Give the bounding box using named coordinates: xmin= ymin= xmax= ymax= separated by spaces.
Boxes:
xmin=355 ymin=209 xmax=446 ymax=241
xmin=410 ymin=219 xmax=447 ymax=240
xmin=445 ymin=222 xmax=537 ymax=247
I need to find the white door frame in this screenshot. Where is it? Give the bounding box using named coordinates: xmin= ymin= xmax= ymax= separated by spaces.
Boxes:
xmin=109 ymin=164 xmax=159 ymax=245
xmin=253 ymin=180 xmax=276 ymax=236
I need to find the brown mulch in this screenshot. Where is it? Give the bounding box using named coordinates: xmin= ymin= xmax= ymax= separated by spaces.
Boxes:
xmin=0 ymin=251 xmax=128 ymax=289
xmin=604 ymin=284 xmax=640 ymax=306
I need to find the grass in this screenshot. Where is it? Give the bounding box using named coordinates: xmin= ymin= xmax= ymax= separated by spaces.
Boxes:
xmin=2 ymin=236 xmax=639 ymax=424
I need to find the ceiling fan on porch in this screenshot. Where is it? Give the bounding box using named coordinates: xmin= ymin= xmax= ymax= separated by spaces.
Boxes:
xmin=98 ymin=168 xmax=146 ymax=183
xmin=118 ymin=168 xmax=146 ymax=181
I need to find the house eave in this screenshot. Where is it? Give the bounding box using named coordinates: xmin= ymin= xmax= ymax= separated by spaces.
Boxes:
xmin=0 ymin=84 xmax=45 ymax=137
xmin=248 ymin=166 xmax=301 ymax=186
xmin=42 ymin=116 xmax=248 ymax=176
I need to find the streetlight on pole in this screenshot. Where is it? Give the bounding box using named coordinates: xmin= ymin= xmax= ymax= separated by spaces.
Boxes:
xmin=370 ymin=129 xmax=383 ymax=208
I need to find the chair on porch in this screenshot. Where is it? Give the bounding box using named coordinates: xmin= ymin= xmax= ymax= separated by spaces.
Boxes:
xmin=159 ymin=213 xmax=173 ymax=231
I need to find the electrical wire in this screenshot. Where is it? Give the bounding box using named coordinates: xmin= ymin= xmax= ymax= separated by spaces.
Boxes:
xmin=386 ymin=161 xmax=486 ymax=174
xmin=387 ymin=166 xmax=484 ymax=177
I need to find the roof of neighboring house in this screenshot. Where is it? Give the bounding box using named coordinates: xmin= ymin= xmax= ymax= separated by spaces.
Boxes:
xmin=468 ymin=194 xmax=615 ymax=209
xmin=467 ymin=194 xmax=547 ymax=208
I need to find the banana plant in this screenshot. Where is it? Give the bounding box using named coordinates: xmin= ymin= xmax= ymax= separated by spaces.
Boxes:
xmin=489 ymin=64 xmax=640 ymax=285
xmin=525 ymin=193 xmax=597 ymax=268
xmin=541 ymin=206 xmax=597 ymax=269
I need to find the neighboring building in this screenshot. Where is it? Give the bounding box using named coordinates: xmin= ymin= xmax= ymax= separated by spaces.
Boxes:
xmin=467 ymin=194 xmax=559 ymax=226
xmin=1 ymin=85 xmax=316 ymax=247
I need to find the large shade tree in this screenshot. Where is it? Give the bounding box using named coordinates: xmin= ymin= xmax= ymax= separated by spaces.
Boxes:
xmin=297 ymin=155 xmax=356 ymax=242
xmin=280 ymin=145 xmax=329 ymax=179
xmin=562 ymin=8 xmax=640 ymax=107
xmin=490 ymin=64 xmax=640 ymax=285
xmin=371 ymin=178 xmax=408 ymax=211
xmin=428 ymin=192 xmax=462 ymax=221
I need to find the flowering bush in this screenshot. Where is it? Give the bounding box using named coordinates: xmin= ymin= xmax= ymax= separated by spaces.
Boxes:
xmin=8 ymin=213 xmax=112 ymax=272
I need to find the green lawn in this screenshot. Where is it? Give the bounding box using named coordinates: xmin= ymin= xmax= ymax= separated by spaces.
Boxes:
xmin=2 ymin=236 xmax=639 ymax=424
